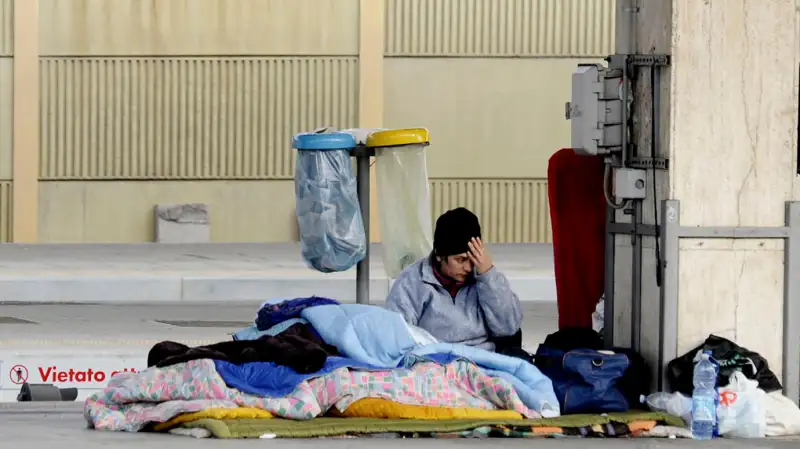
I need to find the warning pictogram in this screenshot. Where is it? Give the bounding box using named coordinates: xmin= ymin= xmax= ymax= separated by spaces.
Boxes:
xmin=9 ymin=365 xmax=28 ymax=384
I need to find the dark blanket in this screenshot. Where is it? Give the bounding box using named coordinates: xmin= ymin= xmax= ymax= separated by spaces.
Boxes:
xmin=147 ymin=323 xmax=340 ymax=374
xmin=255 ymin=296 xmax=339 ymax=331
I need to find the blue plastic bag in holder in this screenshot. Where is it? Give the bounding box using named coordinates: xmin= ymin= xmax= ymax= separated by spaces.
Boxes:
xmin=292 ymin=132 xmax=366 ymax=273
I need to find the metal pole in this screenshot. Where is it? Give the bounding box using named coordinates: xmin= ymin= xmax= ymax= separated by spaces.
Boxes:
xmin=604 ymin=205 xmax=616 ymax=347
xmin=659 ymin=199 xmax=680 ymax=391
xmin=783 ymin=202 xmax=800 ymax=403
xmin=631 ymin=201 xmax=642 ymax=352
xmin=355 ymin=150 xmax=371 ymax=305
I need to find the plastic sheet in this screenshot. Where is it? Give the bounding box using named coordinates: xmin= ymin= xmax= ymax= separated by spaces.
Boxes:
xmin=374 ymin=143 xmax=434 ymax=278
xmin=293 ymin=132 xmax=366 ymax=273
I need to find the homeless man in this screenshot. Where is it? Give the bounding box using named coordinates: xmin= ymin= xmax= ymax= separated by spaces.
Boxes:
xmin=385 ymin=207 xmax=528 ymax=359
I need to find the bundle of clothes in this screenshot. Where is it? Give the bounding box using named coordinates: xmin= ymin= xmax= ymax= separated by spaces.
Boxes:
xmin=83 ymin=297 xmax=693 ymax=439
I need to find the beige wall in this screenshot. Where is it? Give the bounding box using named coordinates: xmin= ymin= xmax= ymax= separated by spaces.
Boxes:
xmin=384 ymin=0 xmax=614 ymax=243
xmin=0 ymin=0 xmax=11 ymax=242
xmin=39 ymin=181 xmax=298 ymax=243
xmin=5 ymin=0 xmax=615 ymax=243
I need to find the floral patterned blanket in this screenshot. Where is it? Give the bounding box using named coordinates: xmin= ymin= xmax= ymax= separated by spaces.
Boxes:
xmin=85 ymin=359 xmax=537 ymax=432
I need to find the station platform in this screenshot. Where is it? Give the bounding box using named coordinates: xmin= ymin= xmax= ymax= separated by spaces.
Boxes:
xmin=0 ymin=301 xmax=559 ymax=402
xmin=0 ymin=242 xmax=556 ymax=304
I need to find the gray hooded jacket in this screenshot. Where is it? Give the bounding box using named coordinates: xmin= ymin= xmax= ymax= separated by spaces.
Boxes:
xmin=385 ymin=257 xmax=523 ymax=351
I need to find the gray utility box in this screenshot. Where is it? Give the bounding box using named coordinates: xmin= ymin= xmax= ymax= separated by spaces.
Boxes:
xmin=565 ymin=64 xmax=623 ymax=156
xmin=614 ymin=167 xmax=647 ymax=200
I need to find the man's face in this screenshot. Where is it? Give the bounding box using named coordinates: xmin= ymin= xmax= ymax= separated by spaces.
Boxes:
xmin=439 ymin=252 xmax=473 ymax=282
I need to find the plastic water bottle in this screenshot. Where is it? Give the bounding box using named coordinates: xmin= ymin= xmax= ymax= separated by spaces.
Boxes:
xmin=691 ymin=350 xmax=719 ymax=440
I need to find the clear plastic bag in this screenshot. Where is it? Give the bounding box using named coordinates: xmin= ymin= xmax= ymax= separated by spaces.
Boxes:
xmin=375 ymin=144 xmax=434 ymax=278
xmin=646 ymin=392 xmax=692 ymax=426
xmin=294 ymin=143 xmax=366 ymax=273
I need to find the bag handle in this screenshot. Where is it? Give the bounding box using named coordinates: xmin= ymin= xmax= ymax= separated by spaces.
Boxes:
xmin=727 ymin=371 xmax=756 ymax=391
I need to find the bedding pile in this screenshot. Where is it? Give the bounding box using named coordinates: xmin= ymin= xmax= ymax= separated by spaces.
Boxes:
xmin=83 ymin=298 xmax=679 ymax=438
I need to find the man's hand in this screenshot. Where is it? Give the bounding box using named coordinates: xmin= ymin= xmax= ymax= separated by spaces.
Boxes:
xmin=467 ymin=237 xmax=493 ymax=274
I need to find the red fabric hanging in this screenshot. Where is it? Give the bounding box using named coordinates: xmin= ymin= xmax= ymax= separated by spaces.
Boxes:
xmin=547 ymin=148 xmax=607 ymax=329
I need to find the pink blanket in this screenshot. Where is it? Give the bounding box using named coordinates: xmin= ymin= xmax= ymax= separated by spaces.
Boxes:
xmin=85 ymin=359 xmax=538 ymax=432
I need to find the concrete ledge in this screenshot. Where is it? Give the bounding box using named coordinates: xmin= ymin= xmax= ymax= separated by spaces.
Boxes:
xmin=0 ymin=402 xmax=84 ymax=413
xmin=0 ymin=274 xmax=555 ymax=303
xmin=0 ymin=277 xmax=183 ymax=303
xmin=0 ymin=242 xmax=557 ymax=304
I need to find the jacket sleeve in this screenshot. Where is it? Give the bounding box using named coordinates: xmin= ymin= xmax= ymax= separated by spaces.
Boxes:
xmin=385 ymin=273 xmax=421 ymax=326
xmin=475 ymin=266 xmax=523 ymax=337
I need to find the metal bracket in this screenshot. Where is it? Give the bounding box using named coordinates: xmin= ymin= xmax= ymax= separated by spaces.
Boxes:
xmin=628 ymin=157 xmax=669 ymax=170
xmin=351 ymin=146 xmax=375 ymax=158
xmin=602 ymin=53 xmax=671 ymax=169
xmin=605 ymin=54 xmax=671 ymax=70
xmin=607 ymin=222 xmax=659 ymax=237
xmin=659 ymin=200 xmax=800 ymax=403
xmin=629 ymin=54 xmax=671 ymax=67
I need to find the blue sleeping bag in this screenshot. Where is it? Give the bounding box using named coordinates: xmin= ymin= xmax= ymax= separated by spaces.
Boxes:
xmin=301 ymin=303 xmax=562 ymax=417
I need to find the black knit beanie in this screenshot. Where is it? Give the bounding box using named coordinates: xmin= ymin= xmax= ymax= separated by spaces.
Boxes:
xmin=433 ymin=207 xmax=482 ymax=257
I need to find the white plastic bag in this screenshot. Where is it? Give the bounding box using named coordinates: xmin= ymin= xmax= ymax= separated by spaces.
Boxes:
xmin=375 ymin=145 xmax=434 ymax=278
xmin=764 ymin=391 xmax=800 ymax=436
xmin=717 ymin=371 xmax=767 ymax=438
xmin=592 ymin=296 xmax=605 ymax=333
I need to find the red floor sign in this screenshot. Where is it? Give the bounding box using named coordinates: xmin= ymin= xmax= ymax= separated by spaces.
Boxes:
xmin=2 ymin=358 xmax=142 ymax=388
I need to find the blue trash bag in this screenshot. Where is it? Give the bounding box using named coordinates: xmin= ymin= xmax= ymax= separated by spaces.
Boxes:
xmin=292 ymin=132 xmax=367 ymax=273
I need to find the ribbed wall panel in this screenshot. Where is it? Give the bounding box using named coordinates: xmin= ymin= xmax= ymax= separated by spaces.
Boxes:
xmin=385 ymin=0 xmax=615 ymax=57
xmin=0 ymin=181 xmax=10 ymax=242
xmin=40 ymin=57 xmax=359 ymax=180
xmin=430 ymin=179 xmax=551 ymax=243
xmin=0 ymin=0 xmax=11 ymax=56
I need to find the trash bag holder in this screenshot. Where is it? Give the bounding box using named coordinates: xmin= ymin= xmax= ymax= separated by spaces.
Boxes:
xmin=295 ymin=127 xmax=431 ymax=306
xmin=347 ymin=128 xmax=431 ymax=304
xmin=292 ymin=132 xmax=367 ymax=274
xmin=366 ymin=129 xmax=433 ymax=279
xmin=349 ymin=143 xmax=374 ymax=305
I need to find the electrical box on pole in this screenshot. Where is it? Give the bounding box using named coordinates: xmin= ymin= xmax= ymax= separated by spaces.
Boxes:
xmin=565 ymin=64 xmax=623 ymax=156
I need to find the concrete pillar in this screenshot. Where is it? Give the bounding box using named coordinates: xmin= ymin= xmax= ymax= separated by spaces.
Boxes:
xmin=617 ymin=0 xmax=798 ymax=385
xmin=12 ymin=0 xmax=40 ymax=242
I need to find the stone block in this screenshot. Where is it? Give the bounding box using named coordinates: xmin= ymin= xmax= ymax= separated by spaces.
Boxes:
xmin=154 ymin=203 xmax=210 ymax=243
